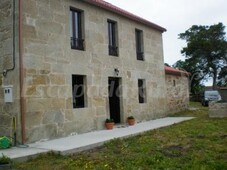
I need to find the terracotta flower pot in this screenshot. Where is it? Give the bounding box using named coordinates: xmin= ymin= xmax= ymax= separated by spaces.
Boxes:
xmin=127 ymin=119 xmax=135 ymax=126
xmin=105 ymin=122 xmax=114 ymax=130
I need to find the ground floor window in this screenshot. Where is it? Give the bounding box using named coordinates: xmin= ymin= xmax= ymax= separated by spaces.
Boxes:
xmin=173 ymin=80 xmax=176 ymax=87
xmin=72 ymin=75 xmax=86 ymax=108
xmin=138 ymin=79 xmax=146 ymax=103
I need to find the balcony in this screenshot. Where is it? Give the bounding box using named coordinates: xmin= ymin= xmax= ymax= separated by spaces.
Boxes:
xmin=137 ymin=52 xmax=144 ymax=60
xmin=109 ymin=45 xmax=118 ymax=56
xmin=71 ymin=37 xmax=84 ymax=50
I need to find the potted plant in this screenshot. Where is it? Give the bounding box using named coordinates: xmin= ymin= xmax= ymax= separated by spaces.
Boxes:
xmin=0 ymin=154 xmax=12 ymax=170
xmin=127 ymin=116 xmax=135 ymax=126
xmin=105 ymin=118 xmax=114 ymax=130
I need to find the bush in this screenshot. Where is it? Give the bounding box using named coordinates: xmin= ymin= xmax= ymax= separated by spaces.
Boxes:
xmin=0 ymin=154 xmax=11 ymax=165
xmin=105 ymin=118 xmax=114 ymax=123
xmin=127 ymin=116 xmax=134 ymax=120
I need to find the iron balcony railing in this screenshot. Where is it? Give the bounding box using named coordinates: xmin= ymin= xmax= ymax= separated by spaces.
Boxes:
xmin=137 ymin=51 xmax=144 ymax=60
xmin=71 ymin=37 xmax=84 ymax=50
xmin=109 ymin=45 xmax=118 ymax=56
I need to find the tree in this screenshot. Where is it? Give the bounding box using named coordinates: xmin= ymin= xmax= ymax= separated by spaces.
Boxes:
xmin=217 ymin=66 xmax=227 ymax=86
xmin=179 ymin=23 xmax=227 ymax=89
xmin=173 ymin=59 xmax=205 ymax=94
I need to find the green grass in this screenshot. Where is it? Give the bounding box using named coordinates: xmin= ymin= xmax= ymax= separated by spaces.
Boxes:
xmin=14 ymin=102 xmax=227 ymax=170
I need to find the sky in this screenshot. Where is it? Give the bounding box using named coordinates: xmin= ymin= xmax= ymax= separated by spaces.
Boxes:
xmin=104 ymin=0 xmax=227 ymax=66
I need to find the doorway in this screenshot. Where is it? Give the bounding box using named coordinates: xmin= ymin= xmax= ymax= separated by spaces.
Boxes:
xmin=108 ymin=77 xmax=121 ymax=124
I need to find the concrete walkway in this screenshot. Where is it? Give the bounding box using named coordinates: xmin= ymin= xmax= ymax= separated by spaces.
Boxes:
xmin=0 ymin=117 xmax=194 ymax=161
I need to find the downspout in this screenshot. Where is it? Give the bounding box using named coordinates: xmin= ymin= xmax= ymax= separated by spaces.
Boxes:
xmin=19 ymin=0 xmax=26 ymax=144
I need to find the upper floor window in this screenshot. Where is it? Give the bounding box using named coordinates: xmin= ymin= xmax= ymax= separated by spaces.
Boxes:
xmin=70 ymin=7 xmax=84 ymax=50
xmin=135 ymin=29 xmax=144 ymax=60
xmin=108 ymin=20 xmax=118 ymax=56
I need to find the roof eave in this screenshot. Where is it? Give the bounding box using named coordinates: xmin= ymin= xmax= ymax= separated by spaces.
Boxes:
xmin=84 ymin=0 xmax=167 ymax=33
xmin=165 ymin=66 xmax=190 ymax=77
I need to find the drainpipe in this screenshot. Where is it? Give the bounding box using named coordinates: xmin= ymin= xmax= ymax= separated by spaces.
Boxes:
xmin=19 ymin=0 xmax=26 ymax=144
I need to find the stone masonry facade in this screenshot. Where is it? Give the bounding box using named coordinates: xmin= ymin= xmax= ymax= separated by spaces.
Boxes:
xmin=165 ymin=74 xmax=189 ymax=114
xmin=0 ymin=0 xmax=189 ymax=143
xmin=0 ymin=0 xmax=21 ymax=141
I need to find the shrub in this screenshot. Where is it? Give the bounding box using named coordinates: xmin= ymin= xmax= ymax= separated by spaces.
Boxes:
xmin=105 ymin=119 xmax=114 ymax=123
xmin=0 ymin=154 xmax=11 ymax=165
xmin=127 ymin=116 xmax=134 ymax=120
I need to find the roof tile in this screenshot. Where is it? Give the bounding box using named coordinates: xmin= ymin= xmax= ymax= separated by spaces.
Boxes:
xmin=165 ymin=66 xmax=190 ymax=76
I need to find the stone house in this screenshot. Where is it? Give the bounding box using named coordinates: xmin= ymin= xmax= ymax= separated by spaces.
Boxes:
xmin=165 ymin=66 xmax=190 ymax=114
xmin=0 ymin=0 xmax=188 ymax=143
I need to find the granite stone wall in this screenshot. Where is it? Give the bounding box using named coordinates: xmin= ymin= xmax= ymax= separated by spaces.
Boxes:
xmin=1 ymin=0 xmax=167 ymax=143
xmin=21 ymin=0 xmax=167 ymax=142
xmin=0 ymin=0 xmax=21 ymax=140
xmin=209 ymin=102 xmax=227 ymax=118
xmin=165 ymin=74 xmax=189 ymax=114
